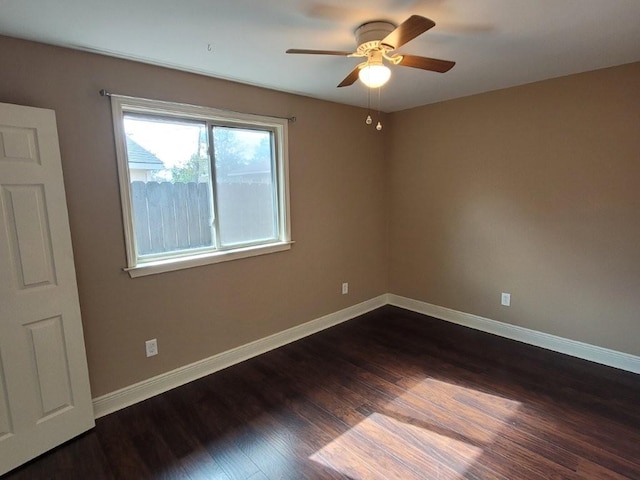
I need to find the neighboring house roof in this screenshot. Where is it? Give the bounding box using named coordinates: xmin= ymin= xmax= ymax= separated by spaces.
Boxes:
xmin=126 ymin=137 xmax=164 ymax=170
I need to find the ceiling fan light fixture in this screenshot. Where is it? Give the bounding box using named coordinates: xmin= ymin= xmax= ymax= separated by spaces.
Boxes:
xmin=286 ymin=15 xmax=453 ymax=90
xmin=358 ymin=63 xmax=391 ymax=88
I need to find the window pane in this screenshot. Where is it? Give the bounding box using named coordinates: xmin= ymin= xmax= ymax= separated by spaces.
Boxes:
xmin=213 ymin=126 xmax=277 ymax=247
xmin=124 ymin=114 xmax=214 ymax=257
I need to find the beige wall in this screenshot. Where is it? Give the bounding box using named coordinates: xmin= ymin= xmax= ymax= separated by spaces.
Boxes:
xmin=0 ymin=36 xmax=388 ymax=397
xmin=388 ymin=62 xmax=640 ymax=356
xmin=2 ymin=34 xmax=638 ymax=399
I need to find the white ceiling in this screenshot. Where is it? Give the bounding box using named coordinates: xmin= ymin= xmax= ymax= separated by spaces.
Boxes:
xmin=1 ymin=0 xmax=639 ymax=112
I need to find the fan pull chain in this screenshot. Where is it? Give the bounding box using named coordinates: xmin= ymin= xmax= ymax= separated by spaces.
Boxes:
xmin=366 ymin=87 xmax=373 ymax=125
xmin=365 ymin=86 xmax=382 ymax=131
xmin=376 ymin=86 xmax=383 ymax=131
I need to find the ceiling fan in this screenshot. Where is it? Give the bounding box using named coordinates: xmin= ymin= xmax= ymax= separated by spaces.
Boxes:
xmin=286 ymin=15 xmax=455 ymax=89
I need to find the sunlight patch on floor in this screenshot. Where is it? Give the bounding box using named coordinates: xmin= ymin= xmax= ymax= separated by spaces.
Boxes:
xmin=418 ymin=378 xmax=522 ymax=414
xmin=310 ymin=413 xmax=483 ymax=479
xmin=310 ymin=379 xmax=521 ymax=479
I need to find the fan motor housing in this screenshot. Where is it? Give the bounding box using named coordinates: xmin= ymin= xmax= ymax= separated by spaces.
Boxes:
xmin=355 ymin=21 xmax=396 ymax=53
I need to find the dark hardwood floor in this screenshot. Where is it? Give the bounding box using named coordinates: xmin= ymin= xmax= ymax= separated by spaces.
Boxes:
xmin=4 ymin=306 xmax=640 ymax=479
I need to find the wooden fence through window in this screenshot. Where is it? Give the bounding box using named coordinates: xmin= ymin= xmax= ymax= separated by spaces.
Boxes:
xmin=131 ymin=181 xmax=275 ymax=255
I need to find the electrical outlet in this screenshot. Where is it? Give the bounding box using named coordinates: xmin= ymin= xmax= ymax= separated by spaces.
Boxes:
xmin=501 ymin=292 xmax=511 ymax=307
xmin=342 ymin=282 xmax=349 ymax=295
xmin=145 ymin=338 xmax=158 ymax=357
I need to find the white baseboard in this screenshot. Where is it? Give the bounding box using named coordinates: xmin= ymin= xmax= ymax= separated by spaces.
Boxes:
xmin=94 ymin=292 xmax=639 ymax=418
xmin=388 ymin=294 xmax=640 ymax=374
xmin=92 ymin=295 xmax=388 ymax=418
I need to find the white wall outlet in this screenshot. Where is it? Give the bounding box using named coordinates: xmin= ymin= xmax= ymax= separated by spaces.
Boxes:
xmin=342 ymin=282 xmax=349 ymax=295
xmin=501 ymin=292 xmax=511 ymax=306
xmin=145 ymin=338 xmax=158 ymax=357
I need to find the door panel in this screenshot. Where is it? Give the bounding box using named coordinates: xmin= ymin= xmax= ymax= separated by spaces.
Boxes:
xmin=0 ymin=102 xmax=94 ymax=476
xmin=2 ymin=184 xmax=56 ymax=289
xmin=0 ymin=357 xmax=11 ymax=439
xmin=0 ymin=125 xmax=40 ymax=164
xmin=25 ymin=316 xmax=73 ymax=420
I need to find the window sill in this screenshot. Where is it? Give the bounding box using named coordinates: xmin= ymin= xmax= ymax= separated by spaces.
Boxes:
xmin=124 ymin=241 xmax=293 ymax=278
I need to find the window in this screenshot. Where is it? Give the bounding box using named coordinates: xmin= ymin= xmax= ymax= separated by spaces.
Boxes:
xmin=110 ymin=95 xmax=291 ymax=277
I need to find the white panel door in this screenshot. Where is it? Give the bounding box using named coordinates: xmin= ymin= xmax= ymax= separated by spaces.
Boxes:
xmin=0 ymin=102 xmax=94 ymax=475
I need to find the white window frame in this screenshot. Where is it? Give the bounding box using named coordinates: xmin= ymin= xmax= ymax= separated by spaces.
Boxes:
xmin=110 ymin=95 xmax=292 ymax=278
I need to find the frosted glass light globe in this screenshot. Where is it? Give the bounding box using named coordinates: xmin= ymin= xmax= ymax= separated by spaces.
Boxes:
xmin=359 ymin=64 xmax=391 ymax=88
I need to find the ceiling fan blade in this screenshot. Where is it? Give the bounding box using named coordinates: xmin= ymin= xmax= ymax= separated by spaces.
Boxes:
xmin=397 ymin=54 xmax=455 ymax=73
xmin=381 ymin=15 xmax=436 ymax=50
xmin=286 ymin=48 xmax=352 ymax=56
xmin=337 ymin=66 xmax=361 ymax=88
